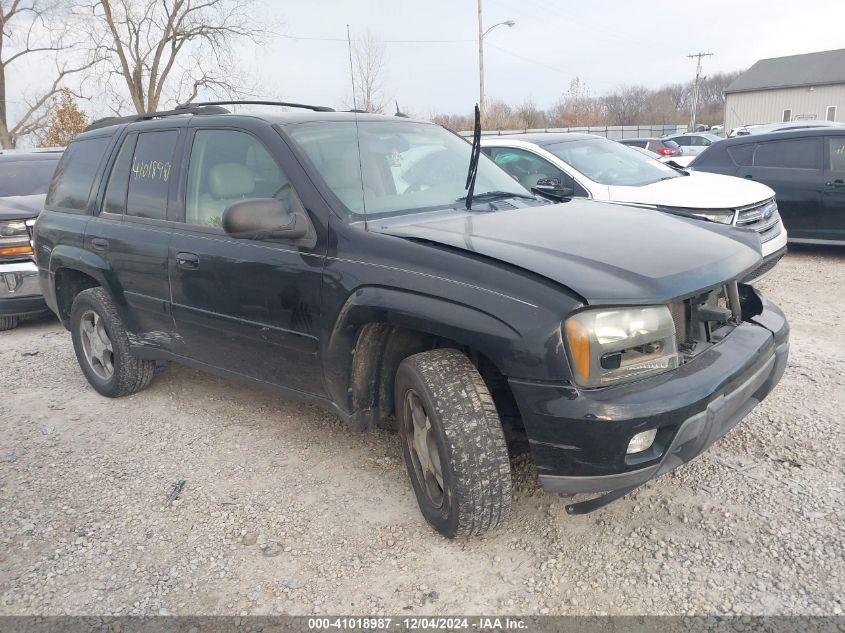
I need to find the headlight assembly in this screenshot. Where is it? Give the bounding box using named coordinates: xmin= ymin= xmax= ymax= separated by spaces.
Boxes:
xmin=564 ymin=305 xmax=679 ymax=388
xmin=0 ymin=220 xmax=32 ymax=259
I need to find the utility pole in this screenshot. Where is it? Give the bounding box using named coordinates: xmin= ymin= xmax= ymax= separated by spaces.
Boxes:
xmin=687 ymin=52 xmax=713 ymax=130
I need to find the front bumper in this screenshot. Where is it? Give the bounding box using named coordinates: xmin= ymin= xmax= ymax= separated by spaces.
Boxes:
xmin=509 ymin=296 xmax=789 ymax=496
xmin=0 ymin=260 xmax=48 ymax=317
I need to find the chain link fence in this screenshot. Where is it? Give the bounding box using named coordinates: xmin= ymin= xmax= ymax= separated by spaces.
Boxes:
xmin=461 ymin=124 xmax=690 ymax=139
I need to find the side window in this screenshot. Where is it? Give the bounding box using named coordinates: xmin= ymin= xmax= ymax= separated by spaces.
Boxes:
xmin=102 ymin=134 xmax=137 ymax=215
xmin=674 ymin=136 xmax=691 ymax=146
xmin=691 ymin=136 xmax=709 ymax=146
xmin=727 ymin=144 xmax=754 ymax=166
xmin=490 ymin=147 xmax=569 ymax=192
xmin=753 ymin=138 xmax=821 ymax=169
xmin=185 ymin=129 xmax=290 ymax=228
xmin=46 ymin=137 xmax=111 ymax=212
xmin=829 ymin=137 xmax=845 ymax=172
xmin=126 ymin=131 xmax=179 ymax=220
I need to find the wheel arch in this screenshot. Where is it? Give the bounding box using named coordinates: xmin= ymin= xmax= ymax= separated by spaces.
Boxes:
xmin=325 ymin=286 xmax=523 ymax=431
xmin=48 ymin=245 xmax=129 ymax=330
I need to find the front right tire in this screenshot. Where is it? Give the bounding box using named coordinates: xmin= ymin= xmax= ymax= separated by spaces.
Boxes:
xmin=395 ymin=348 xmax=512 ymax=538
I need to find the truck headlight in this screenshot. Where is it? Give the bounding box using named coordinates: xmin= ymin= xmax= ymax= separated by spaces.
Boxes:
xmin=564 ymin=305 xmax=679 ymax=388
xmin=0 ymin=220 xmax=32 ymax=259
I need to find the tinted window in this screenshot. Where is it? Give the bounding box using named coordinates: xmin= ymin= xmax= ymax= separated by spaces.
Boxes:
xmin=46 ymin=137 xmax=111 ymax=211
xmin=185 ymin=129 xmax=289 ymax=227
xmin=673 ymin=136 xmax=692 ymax=146
xmin=0 ymin=158 xmax=60 ymax=197
xmin=102 ymin=134 xmax=136 ymax=215
xmin=753 ymin=138 xmax=821 ymax=169
xmin=126 ymin=131 xmax=178 ymax=220
xmin=829 ymin=137 xmax=845 ymax=171
xmin=621 ymin=140 xmax=647 ymax=148
xmin=727 ymin=144 xmax=753 ymax=166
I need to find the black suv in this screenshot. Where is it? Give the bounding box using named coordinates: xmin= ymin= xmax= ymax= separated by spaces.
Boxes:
xmin=692 ymin=128 xmax=845 ymax=244
xmin=34 ymin=102 xmax=789 ymax=537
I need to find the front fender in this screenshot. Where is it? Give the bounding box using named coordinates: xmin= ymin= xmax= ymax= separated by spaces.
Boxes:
xmin=323 ymin=285 xmax=541 ymax=413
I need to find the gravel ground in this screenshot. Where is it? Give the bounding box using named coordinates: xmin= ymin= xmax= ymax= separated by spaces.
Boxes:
xmin=0 ymin=246 xmax=843 ymax=617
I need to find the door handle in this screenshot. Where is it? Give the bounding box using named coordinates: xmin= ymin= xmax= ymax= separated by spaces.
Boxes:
xmin=176 ymin=252 xmax=200 ymax=269
xmin=90 ymin=238 xmax=109 ymax=251
xmin=743 ymin=174 xmax=753 ymax=179
xmin=825 ymin=179 xmax=845 ymax=187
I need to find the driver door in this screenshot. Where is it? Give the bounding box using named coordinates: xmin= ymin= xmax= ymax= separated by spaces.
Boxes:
xmin=168 ymin=125 xmax=327 ymax=395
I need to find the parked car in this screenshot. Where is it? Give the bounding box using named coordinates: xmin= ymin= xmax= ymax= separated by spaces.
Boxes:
xmin=618 ymin=137 xmax=682 ymax=157
xmin=729 ymin=120 xmax=845 ymax=137
xmin=662 ymin=132 xmax=723 ymax=157
xmin=35 ymin=102 xmax=788 ymax=537
xmin=692 ymin=127 xmax=845 ymax=244
xmin=480 ymin=133 xmax=787 ymax=281
xmin=0 ymin=151 xmax=62 ymax=330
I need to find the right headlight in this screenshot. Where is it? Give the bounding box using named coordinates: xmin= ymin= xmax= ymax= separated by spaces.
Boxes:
xmin=564 ymin=305 xmax=679 ymax=388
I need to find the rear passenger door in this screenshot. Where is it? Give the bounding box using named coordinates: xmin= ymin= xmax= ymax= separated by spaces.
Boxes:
xmin=88 ymin=127 xmax=182 ymax=338
xmin=168 ymin=124 xmax=326 ymax=395
xmin=740 ymin=137 xmax=823 ymax=239
xmin=821 ymin=136 xmax=845 ymax=242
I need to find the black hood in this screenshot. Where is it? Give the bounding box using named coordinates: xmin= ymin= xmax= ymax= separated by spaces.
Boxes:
xmin=370 ymin=199 xmax=762 ymax=305
xmin=0 ymin=194 xmax=45 ymax=221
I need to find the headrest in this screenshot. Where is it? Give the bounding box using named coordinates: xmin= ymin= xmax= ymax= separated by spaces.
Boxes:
xmin=208 ymin=163 xmax=255 ymax=199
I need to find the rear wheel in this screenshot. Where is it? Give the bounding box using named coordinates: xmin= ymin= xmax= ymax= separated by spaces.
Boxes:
xmin=70 ymin=287 xmax=155 ymax=397
xmin=395 ymin=348 xmax=512 ymax=537
xmin=0 ymin=316 xmax=19 ymax=331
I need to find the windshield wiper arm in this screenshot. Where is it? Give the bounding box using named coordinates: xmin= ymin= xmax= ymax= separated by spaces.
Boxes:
xmin=456 ymin=190 xmax=536 ymax=202
xmin=463 ymin=104 xmax=482 ymax=209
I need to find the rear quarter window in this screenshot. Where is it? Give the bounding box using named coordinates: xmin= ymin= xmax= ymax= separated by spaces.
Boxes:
xmin=753 ymin=138 xmax=821 ymax=169
xmin=46 ymin=137 xmax=111 ymax=213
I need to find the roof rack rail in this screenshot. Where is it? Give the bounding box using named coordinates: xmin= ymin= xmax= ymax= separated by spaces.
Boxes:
xmin=176 ymin=100 xmax=335 ymax=113
xmin=84 ymin=105 xmax=230 ymax=132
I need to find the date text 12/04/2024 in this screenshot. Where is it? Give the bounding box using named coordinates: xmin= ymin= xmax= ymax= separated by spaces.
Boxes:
xmin=307 ymin=617 xmax=527 ymax=630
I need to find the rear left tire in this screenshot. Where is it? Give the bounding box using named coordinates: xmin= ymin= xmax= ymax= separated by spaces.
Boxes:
xmin=70 ymin=287 xmax=155 ymax=398
xmin=0 ymin=316 xmax=19 ymax=331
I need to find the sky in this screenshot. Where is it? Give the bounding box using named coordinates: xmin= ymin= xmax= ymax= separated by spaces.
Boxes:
xmin=238 ymin=0 xmax=845 ymax=117
xmin=7 ymin=0 xmax=845 ymax=123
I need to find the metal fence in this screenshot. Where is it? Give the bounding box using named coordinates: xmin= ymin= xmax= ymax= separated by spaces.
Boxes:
xmin=460 ymin=124 xmax=689 ymax=139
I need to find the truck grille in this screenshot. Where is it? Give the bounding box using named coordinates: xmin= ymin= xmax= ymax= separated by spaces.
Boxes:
xmin=734 ymin=198 xmax=782 ymax=243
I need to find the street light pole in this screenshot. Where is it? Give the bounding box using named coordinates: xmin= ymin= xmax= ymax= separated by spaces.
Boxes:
xmin=477 ymin=0 xmax=514 ymax=124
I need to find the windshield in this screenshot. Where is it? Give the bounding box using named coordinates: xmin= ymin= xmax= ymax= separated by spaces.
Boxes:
xmin=544 ymin=138 xmax=681 ymax=186
xmin=286 ymin=121 xmax=530 ymax=216
xmin=0 ymin=158 xmax=59 ymax=197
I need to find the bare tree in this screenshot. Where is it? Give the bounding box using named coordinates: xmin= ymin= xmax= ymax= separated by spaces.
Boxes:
xmin=84 ymin=0 xmax=268 ymax=114
xmin=347 ymin=31 xmax=386 ymax=113
xmin=0 ymin=0 xmax=92 ymax=148
xmin=516 ymin=97 xmax=545 ymax=129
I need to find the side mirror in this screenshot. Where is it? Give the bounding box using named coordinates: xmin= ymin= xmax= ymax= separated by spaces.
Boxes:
xmin=532 ymin=177 xmax=574 ymax=200
xmin=223 ymin=198 xmax=310 ymax=241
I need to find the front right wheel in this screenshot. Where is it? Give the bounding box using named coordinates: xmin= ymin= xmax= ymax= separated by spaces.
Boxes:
xmin=395 ymin=348 xmax=512 ymax=538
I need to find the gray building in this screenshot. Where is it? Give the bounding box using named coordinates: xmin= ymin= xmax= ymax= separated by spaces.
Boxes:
xmin=724 ymin=48 xmax=845 ymax=132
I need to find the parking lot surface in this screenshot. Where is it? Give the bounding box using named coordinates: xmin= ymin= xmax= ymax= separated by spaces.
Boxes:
xmin=1 ymin=247 xmax=843 ymax=616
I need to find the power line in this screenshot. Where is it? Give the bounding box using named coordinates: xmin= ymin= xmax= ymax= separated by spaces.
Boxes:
xmin=687 ymin=51 xmax=713 ymax=129
xmin=279 ymin=33 xmax=473 ymax=44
